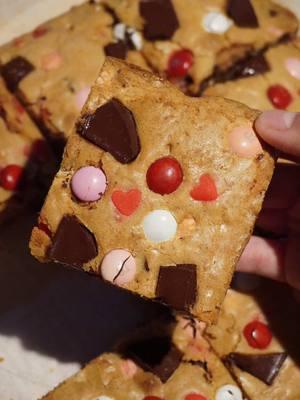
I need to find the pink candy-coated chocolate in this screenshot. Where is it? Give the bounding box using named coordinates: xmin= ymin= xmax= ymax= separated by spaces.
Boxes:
xmin=71 ymin=166 xmax=107 ymax=202
xmin=75 ymin=86 xmax=91 ymax=111
xmin=228 ymin=125 xmax=263 ymax=158
xmin=100 ymin=249 xmax=136 ymax=286
xmin=285 ymin=58 xmax=300 ymax=80
xmin=41 ymin=51 xmax=63 ymax=70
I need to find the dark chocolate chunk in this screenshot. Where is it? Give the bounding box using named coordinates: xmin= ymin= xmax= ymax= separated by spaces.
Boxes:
xmin=104 ymin=41 xmax=128 ymax=59
xmin=229 ymin=53 xmax=270 ymax=80
xmin=1 ymin=56 xmax=34 ymax=92
xmin=140 ymin=0 xmax=179 ymax=40
xmin=123 ymin=335 xmax=182 ymax=382
xmin=77 ymin=98 xmax=140 ymax=164
xmin=226 ymin=352 xmax=287 ymax=385
xmin=49 ymin=215 xmax=98 ymax=267
xmin=227 ymin=0 xmax=259 ymax=28
xmin=0 ymin=104 xmax=7 ymax=121
xmin=156 ymin=264 xmax=197 ymax=312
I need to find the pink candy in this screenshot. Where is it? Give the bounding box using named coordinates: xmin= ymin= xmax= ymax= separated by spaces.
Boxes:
xmin=41 ymin=51 xmax=62 ymax=70
xmin=100 ymin=249 xmax=136 ymax=286
xmin=285 ymin=58 xmax=300 ymax=80
xmin=75 ymin=86 xmax=91 ymax=111
xmin=71 ymin=166 xmax=107 ymax=202
xmin=228 ymin=124 xmax=263 ymax=158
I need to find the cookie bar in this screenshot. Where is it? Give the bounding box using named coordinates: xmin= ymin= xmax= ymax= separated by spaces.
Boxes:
xmin=205 ymin=276 xmax=300 ymax=399
xmin=42 ymin=314 xmax=243 ymax=400
xmin=103 ymin=0 xmax=298 ymax=94
xmin=0 ymin=2 xmax=148 ymax=155
xmin=30 ymin=58 xmax=275 ymax=323
xmin=0 ymin=77 xmax=54 ymax=223
xmin=204 ymin=41 xmax=300 ymax=111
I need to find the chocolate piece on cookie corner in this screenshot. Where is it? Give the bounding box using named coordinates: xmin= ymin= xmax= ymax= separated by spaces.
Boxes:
xmin=30 ymin=58 xmax=275 ymax=323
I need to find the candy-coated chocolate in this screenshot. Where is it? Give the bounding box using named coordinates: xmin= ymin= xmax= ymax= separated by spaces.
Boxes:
xmin=41 ymin=51 xmax=63 ymax=70
xmin=96 ymin=397 xmax=114 ymax=400
xmin=190 ymin=174 xmax=218 ymax=201
xmin=167 ymin=49 xmax=194 ymax=78
xmin=75 ymin=86 xmax=90 ymax=111
xmin=143 ymin=210 xmax=177 ymax=243
xmin=100 ymin=249 xmax=136 ymax=286
xmin=203 ymin=12 xmax=232 ymax=34
xmin=147 ymin=157 xmax=183 ymax=195
xmin=185 ymin=393 xmax=208 ymax=400
xmin=285 ymin=57 xmax=300 ymax=80
xmin=111 ymin=189 xmax=141 ymax=216
xmin=71 ymin=166 xmax=107 ymax=202
xmin=228 ymin=125 xmax=263 ymax=158
xmin=243 ymin=320 xmax=272 ymax=349
xmin=267 ymin=84 xmax=293 ymax=109
xmin=215 ymin=385 xmax=243 ymax=400
xmin=0 ymin=164 xmax=23 ymax=191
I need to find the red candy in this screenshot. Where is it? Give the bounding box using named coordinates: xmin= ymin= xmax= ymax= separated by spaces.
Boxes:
xmin=33 ymin=26 xmax=48 ymax=38
xmin=143 ymin=397 xmax=164 ymax=400
xmin=243 ymin=320 xmax=272 ymax=349
xmin=30 ymin=139 xmax=51 ymax=163
xmin=190 ymin=174 xmax=218 ymax=201
xmin=167 ymin=49 xmax=194 ymax=78
xmin=267 ymin=84 xmax=293 ymax=109
xmin=185 ymin=394 xmax=207 ymax=400
xmin=112 ymin=189 xmax=141 ymax=216
xmin=147 ymin=157 xmax=183 ymax=195
xmin=0 ymin=164 xmax=23 ymax=191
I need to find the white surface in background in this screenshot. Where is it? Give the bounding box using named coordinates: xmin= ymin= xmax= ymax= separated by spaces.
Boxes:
xmin=0 ymin=0 xmax=85 ymax=45
xmin=0 ymin=1 xmax=299 ymax=399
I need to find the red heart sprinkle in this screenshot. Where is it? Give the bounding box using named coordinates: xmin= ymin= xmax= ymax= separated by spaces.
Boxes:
xmin=190 ymin=174 xmax=218 ymax=201
xmin=0 ymin=164 xmax=23 ymax=191
xmin=167 ymin=49 xmax=194 ymax=78
xmin=111 ymin=189 xmax=141 ymax=216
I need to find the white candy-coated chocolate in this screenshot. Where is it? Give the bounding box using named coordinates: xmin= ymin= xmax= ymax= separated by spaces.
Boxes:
xmin=203 ymin=12 xmax=232 ymax=34
xmin=100 ymin=249 xmax=136 ymax=286
xmin=143 ymin=210 xmax=177 ymax=243
xmin=215 ymin=385 xmax=243 ymax=400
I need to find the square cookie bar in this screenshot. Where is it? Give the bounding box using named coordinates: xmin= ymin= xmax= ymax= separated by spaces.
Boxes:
xmin=103 ymin=0 xmax=298 ymax=94
xmin=42 ymin=314 xmax=244 ymax=400
xmin=30 ymin=58 xmax=275 ymax=323
xmin=0 ymin=2 xmax=148 ymax=155
xmin=0 ymin=77 xmax=54 ymax=223
xmin=205 ymin=276 xmax=300 ymax=400
xmin=204 ymin=41 xmax=300 ymax=111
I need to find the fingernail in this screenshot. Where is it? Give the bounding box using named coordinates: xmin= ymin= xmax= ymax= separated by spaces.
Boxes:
xmin=257 ymin=110 xmax=297 ymax=130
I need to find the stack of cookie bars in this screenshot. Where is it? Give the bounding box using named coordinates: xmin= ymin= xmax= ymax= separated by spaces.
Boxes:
xmin=0 ymin=1 xmax=299 ymax=399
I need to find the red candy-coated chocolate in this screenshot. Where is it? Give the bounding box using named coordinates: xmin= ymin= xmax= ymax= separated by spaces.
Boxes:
xmin=30 ymin=139 xmax=51 ymax=163
xmin=143 ymin=397 xmax=164 ymax=400
xmin=147 ymin=157 xmax=183 ymax=195
xmin=185 ymin=394 xmax=208 ymax=400
xmin=0 ymin=164 xmax=23 ymax=191
xmin=243 ymin=320 xmax=272 ymax=349
xmin=190 ymin=174 xmax=218 ymax=201
xmin=267 ymin=84 xmax=293 ymax=109
xmin=167 ymin=49 xmax=194 ymax=78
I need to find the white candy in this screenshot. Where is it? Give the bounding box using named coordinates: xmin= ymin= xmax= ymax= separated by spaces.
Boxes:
xmin=113 ymin=23 xmax=126 ymax=40
xmin=95 ymin=396 xmax=114 ymax=400
xmin=143 ymin=210 xmax=177 ymax=243
xmin=203 ymin=11 xmax=233 ymax=34
xmin=129 ymin=30 xmax=143 ymax=50
xmin=215 ymin=385 xmax=243 ymax=400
